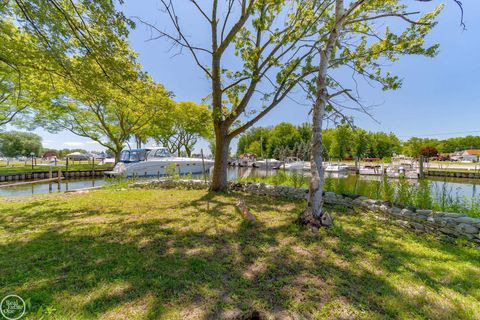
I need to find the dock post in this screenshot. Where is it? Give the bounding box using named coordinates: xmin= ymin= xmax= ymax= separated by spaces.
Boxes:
xmin=58 ymin=167 xmax=62 ymax=190
xmin=66 ymin=157 xmax=69 ymax=178
xmin=419 ymin=156 xmax=424 ymax=178
xmin=201 ymin=149 xmax=207 ymax=183
xmin=49 ymin=166 xmax=53 ymax=192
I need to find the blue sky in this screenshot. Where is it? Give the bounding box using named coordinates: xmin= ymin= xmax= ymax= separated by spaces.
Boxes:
xmin=32 ymin=1 xmax=480 ymax=153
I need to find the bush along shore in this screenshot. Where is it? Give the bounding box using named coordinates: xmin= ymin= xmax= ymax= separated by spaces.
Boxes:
xmin=131 ymin=179 xmax=480 ymax=245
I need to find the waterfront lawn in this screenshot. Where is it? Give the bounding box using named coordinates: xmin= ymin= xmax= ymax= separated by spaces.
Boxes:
xmin=0 ymin=160 xmax=113 ymax=174
xmin=0 ymin=189 xmax=479 ymax=319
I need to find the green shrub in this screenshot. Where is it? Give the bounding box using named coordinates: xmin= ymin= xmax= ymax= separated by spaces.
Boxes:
xmin=166 ymin=163 xmax=179 ymax=179
xmin=416 ymin=179 xmax=433 ymax=209
xmin=396 ymin=177 xmax=411 ymax=205
xmin=381 ymin=175 xmax=395 ymax=203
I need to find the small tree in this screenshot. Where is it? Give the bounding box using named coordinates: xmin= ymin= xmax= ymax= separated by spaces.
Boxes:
xmin=329 ymin=124 xmax=352 ymax=160
xmin=301 ymin=0 xmax=444 ymax=227
xmin=420 ymin=146 xmax=439 ymax=158
xmin=352 ymin=128 xmax=369 ymax=160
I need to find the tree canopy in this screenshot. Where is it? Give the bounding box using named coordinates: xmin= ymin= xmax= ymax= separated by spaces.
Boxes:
xmin=0 ymin=131 xmax=43 ymax=157
xmin=1 ymin=0 xmax=175 ymax=158
xmin=150 ymin=101 xmax=212 ymax=157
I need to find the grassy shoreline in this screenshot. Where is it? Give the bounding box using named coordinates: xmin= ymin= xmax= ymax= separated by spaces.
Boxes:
xmin=0 ymin=163 xmax=113 ymax=175
xmin=240 ymin=172 xmax=480 ymax=218
xmin=0 ymin=188 xmax=479 ymax=319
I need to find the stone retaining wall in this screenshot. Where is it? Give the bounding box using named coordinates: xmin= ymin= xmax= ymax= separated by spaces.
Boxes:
xmin=426 ymin=170 xmax=480 ymax=179
xmin=130 ymin=179 xmax=480 ymax=244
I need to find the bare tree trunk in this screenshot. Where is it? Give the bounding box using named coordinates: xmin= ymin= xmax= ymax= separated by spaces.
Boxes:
xmin=135 ymin=135 xmax=142 ymax=149
xmin=210 ymin=125 xmax=230 ymax=191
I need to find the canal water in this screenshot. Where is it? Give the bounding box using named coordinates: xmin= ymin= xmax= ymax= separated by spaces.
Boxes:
xmin=0 ymin=167 xmax=479 ymax=199
xmin=0 ymin=178 xmax=107 ymax=197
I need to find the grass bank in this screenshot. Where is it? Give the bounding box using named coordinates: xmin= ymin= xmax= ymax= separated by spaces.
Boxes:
xmin=0 ymin=188 xmax=479 ymax=319
xmin=0 ymin=162 xmax=113 ymax=175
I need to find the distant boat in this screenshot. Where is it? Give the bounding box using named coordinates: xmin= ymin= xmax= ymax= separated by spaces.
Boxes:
xmin=386 ymin=164 xmax=419 ymax=179
xmin=105 ymin=147 xmax=214 ymax=177
xmin=227 ymin=158 xmax=238 ymax=166
xmin=283 ymin=157 xmax=309 ymax=170
xmin=238 ymin=153 xmax=256 ymax=167
xmin=325 ymin=164 xmax=349 ymax=172
xmin=252 ymin=159 xmax=282 ymax=169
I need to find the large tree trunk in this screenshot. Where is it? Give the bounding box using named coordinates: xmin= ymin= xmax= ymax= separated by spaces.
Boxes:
xmin=210 ymin=125 xmax=230 ymax=191
xmin=113 ymin=142 xmax=124 ymax=163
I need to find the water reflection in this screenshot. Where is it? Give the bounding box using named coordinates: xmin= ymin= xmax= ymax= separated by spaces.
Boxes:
xmin=0 ymin=178 xmax=106 ymax=197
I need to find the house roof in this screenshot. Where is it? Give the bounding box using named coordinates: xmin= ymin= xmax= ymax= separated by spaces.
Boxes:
xmin=464 ymin=149 xmax=480 ymax=156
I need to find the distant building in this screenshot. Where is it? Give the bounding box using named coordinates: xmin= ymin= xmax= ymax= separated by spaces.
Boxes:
xmin=450 ymin=151 xmax=463 ymax=161
xmin=460 ymin=149 xmax=480 ymax=162
xmin=451 ymin=149 xmax=480 ymax=162
xmin=43 ymin=150 xmax=58 ymax=158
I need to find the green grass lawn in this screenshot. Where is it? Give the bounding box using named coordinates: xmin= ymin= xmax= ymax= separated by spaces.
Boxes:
xmin=0 ymin=188 xmax=479 ymax=319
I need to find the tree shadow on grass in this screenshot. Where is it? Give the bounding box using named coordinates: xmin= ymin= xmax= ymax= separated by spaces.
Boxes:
xmin=0 ymin=191 xmax=479 ymax=319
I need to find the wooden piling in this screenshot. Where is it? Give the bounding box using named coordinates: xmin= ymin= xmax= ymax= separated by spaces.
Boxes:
xmin=49 ymin=167 xmax=53 ymax=191
xmin=419 ymin=156 xmax=424 ymax=178
xmin=201 ymin=149 xmax=207 ymax=183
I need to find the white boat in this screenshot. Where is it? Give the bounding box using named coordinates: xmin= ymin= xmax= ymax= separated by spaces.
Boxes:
xmin=252 ymin=159 xmax=282 ymax=169
xmin=282 ymin=157 xmax=309 ymax=170
xmin=238 ymin=154 xmax=256 ymax=167
xmin=325 ymin=164 xmax=349 ymax=172
xmin=105 ymin=147 xmax=214 ymax=177
xmin=386 ymin=164 xmax=419 ymax=179
xmin=359 ymin=164 xmax=384 ymax=176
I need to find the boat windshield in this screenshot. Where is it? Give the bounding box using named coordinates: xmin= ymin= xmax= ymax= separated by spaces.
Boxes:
xmin=148 ymin=148 xmax=171 ymax=159
xmin=119 ymin=150 xmax=148 ymax=162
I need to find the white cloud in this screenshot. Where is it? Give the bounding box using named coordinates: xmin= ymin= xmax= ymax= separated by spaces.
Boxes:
xmin=86 ymin=141 xmax=100 ymax=145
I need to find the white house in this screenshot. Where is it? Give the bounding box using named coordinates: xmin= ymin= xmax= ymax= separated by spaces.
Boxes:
xmin=459 ymin=149 xmax=480 ymax=162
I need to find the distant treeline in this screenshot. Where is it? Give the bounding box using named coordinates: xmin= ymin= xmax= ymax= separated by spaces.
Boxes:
xmin=237 ymin=123 xmax=480 ymax=160
xmin=0 ymin=131 xmax=112 ymax=158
